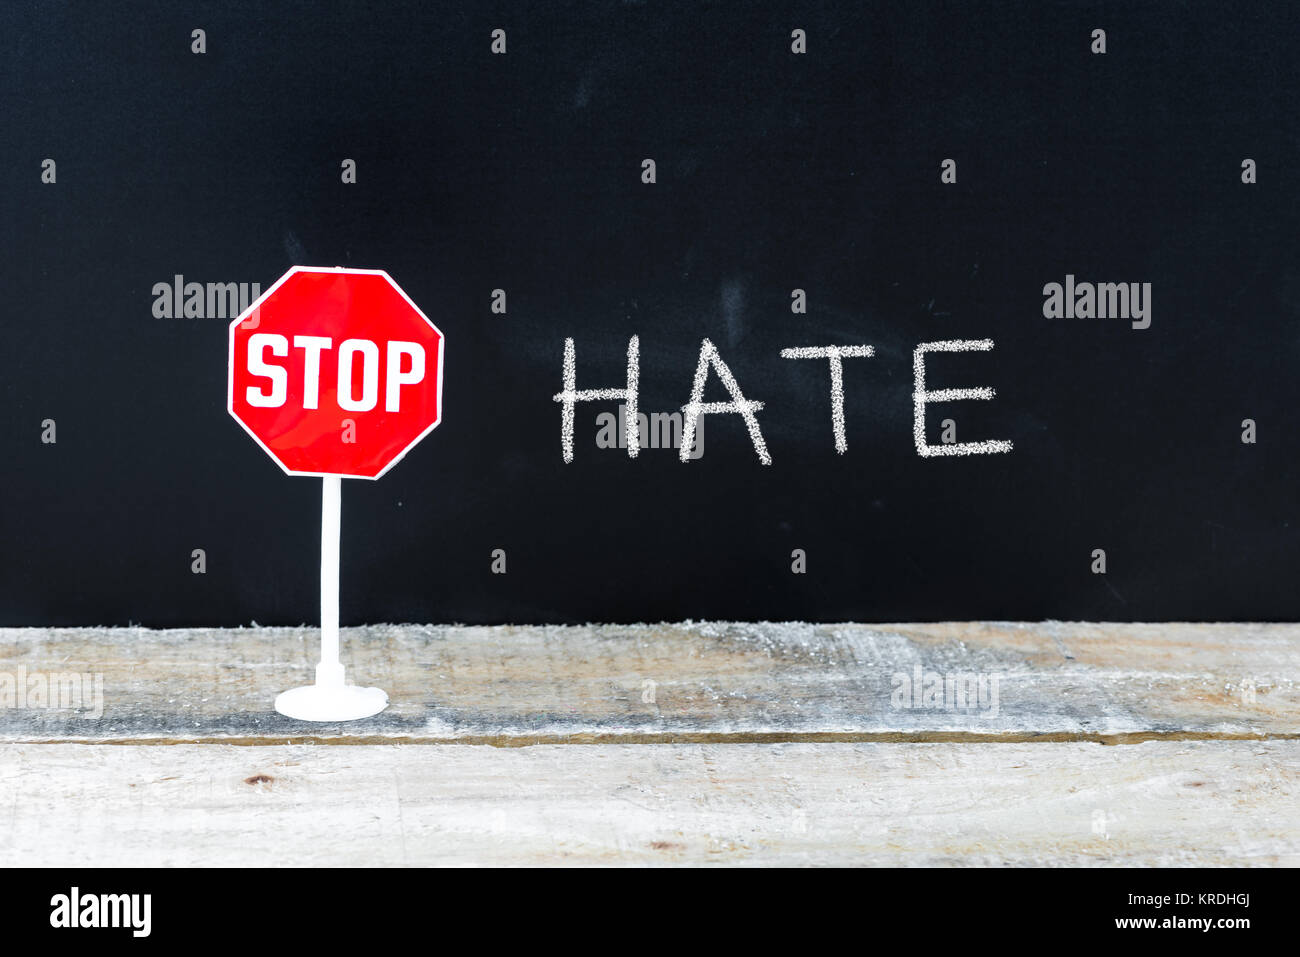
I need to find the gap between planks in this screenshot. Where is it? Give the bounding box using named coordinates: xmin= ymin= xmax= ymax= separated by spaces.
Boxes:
xmin=9 ymin=730 xmax=1300 ymax=747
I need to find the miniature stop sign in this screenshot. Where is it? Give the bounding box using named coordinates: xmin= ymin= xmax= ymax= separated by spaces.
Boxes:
xmin=228 ymin=266 xmax=444 ymax=722
xmin=228 ymin=266 xmax=444 ymax=479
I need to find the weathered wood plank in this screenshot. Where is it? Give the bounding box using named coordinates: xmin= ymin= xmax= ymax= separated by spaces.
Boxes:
xmin=1 ymin=741 xmax=1294 ymax=866
xmin=0 ymin=622 xmax=1295 ymax=741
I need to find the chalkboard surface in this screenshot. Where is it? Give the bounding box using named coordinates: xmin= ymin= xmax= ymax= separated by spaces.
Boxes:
xmin=2 ymin=1 xmax=1297 ymax=626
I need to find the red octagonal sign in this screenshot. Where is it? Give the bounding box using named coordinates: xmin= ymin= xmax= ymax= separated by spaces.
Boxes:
xmin=228 ymin=266 xmax=444 ymax=479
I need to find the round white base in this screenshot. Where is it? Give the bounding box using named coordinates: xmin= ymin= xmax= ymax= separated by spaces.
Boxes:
xmin=274 ymin=683 xmax=389 ymax=721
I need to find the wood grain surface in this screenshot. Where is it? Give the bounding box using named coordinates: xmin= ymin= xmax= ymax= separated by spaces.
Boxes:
xmin=0 ymin=622 xmax=1294 ymax=742
xmin=2 ymin=741 xmax=1295 ymax=866
xmin=0 ymin=622 xmax=1294 ymax=865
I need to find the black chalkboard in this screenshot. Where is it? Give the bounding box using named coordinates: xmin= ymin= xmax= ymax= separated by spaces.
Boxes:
xmin=2 ymin=1 xmax=1296 ymax=626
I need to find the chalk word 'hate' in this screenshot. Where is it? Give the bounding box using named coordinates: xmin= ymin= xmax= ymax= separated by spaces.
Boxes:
xmin=553 ymin=336 xmax=1013 ymax=465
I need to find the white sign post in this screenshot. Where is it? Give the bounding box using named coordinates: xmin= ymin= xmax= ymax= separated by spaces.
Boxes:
xmin=273 ymin=475 xmax=388 ymax=721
